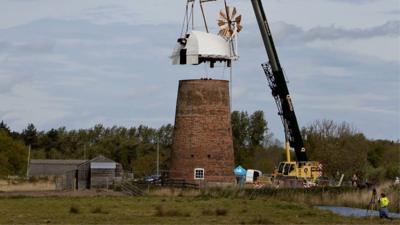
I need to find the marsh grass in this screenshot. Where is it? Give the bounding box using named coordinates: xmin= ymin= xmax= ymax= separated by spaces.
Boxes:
xmin=150 ymin=188 xmax=200 ymax=197
xmin=69 ymin=205 xmax=80 ymax=214
xmin=201 ymin=208 xmax=213 ymax=216
xmin=196 ymin=182 xmax=400 ymax=213
xmin=154 ymin=205 xmax=190 ymax=217
xmin=91 ymin=206 xmax=109 ymax=214
xmin=200 ymin=207 xmax=228 ymax=216
xmin=215 ymin=208 xmax=228 ymax=216
xmin=248 ymin=215 xmax=275 ymax=225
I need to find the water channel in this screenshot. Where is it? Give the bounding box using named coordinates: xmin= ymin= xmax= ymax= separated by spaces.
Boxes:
xmin=315 ymin=206 xmax=400 ymax=219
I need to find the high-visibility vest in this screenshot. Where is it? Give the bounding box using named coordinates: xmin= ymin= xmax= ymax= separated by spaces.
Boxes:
xmin=380 ymin=197 xmax=390 ymax=207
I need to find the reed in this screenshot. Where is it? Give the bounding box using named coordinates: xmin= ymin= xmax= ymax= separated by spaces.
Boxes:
xmin=195 ymin=182 xmax=399 ymax=213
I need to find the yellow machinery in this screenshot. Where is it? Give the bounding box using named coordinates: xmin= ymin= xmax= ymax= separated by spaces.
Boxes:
xmin=275 ymin=143 xmax=322 ymax=182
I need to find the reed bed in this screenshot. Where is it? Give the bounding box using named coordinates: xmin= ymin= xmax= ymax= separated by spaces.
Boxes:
xmin=161 ymin=182 xmax=400 ymax=213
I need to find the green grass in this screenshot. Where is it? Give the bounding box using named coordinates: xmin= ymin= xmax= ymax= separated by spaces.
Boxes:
xmin=0 ymin=196 xmax=396 ymax=224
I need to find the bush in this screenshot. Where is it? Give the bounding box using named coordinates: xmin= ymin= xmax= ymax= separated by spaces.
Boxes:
xmin=249 ymin=215 xmax=275 ymax=224
xmin=365 ymin=166 xmax=385 ymax=183
xmin=198 ymin=187 xmax=245 ymax=199
xmin=154 ymin=205 xmax=190 ymax=217
xmin=386 ymin=164 xmax=400 ymax=179
xmin=69 ymin=205 xmax=80 ymax=214
xmin=91 ymin=206 xmax=109 ymax=214
xmin=215 ymin=208 xmax=228 ymax=216
xmin=28 ymin=176 xmax=39 ymax=183
xmin=201 ymin=209 xmax=213 ymax=216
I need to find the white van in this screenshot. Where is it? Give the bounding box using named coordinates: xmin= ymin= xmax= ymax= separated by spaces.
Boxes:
xmin=245 ymin=169 xmax=262 ymax=183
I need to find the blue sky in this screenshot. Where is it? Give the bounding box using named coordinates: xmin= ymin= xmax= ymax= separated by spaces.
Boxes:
xmin=0 ymin=0 xmax=399 ymax=141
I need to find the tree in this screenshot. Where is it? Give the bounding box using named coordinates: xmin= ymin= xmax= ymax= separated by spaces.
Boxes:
xmin=157 ymin=124 xmax=174 ymax=147
xmin=231 ymin=110 xmax=275 ymax=167
xmin=0 ymin=121 xmax=11 ymax=134
xmin=0 ymin=130 xmax=28 ymax=176
xmin=231 ymin=111 xmax=250 ymax=165
xmin=303 ymin=120 xmax=369 ymax=178
xmin=137 ymin=125 xmax=157 ymax=144
xmin=21 ymin=123 xmax=38 ymax=148
xmin=231 ymin=111 xmax=250 ymax=148
xmin=249 ymin=110 xmax=267 ymax=147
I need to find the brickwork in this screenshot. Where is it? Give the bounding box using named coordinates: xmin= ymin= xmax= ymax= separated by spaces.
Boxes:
xmin=169 ymin=79 xmax=235 ymax=184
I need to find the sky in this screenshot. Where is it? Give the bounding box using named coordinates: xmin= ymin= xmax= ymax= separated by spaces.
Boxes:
xmin=0 ymin=0 xmax=399 ymax=141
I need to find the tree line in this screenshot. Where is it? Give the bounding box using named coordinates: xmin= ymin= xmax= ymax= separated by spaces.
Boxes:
xmin=0 ymin=111 xmax=399 ymax=182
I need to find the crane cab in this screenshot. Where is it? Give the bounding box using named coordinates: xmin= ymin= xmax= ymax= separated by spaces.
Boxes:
xmin=276 ymin=161 xmax=322 ymax=181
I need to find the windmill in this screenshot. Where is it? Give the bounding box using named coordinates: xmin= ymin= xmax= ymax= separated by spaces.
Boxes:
xmin=217 ymin=2 xmax=242 ymax=57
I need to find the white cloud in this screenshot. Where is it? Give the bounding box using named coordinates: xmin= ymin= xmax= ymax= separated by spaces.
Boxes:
xmin=0 ymin=83 xmax=73 ymax=129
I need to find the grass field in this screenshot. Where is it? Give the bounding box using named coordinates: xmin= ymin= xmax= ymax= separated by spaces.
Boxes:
xmin=0 ymin=195 xmax=398 ymax=224
xmin=0 ymin=180 xmax=55 ymax=192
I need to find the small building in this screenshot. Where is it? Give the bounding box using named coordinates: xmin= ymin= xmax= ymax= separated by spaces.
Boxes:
xmin=76 ymin=155 xmax=123 ymax=190
xmin=28 ymin=159 xmax=86 ymax=177
xmin=28 ymin=155 xmax=123 ymax=190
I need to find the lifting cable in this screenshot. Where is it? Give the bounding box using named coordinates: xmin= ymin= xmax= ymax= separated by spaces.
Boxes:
xmin=179 ymin=1 xmax=189 ymax=36
xmin=190 ymin=1 xmax=195 ymax=30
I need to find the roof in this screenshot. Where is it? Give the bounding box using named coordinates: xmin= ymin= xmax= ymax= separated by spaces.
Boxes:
xmin=89 ymin=155 xmax=115 ymax=163
xmin=28 ymin=159 xmax=86 ymax=177
xmin=77 ymin=155 xmax=116 ymax=167
xmin=30 ymin=159 xmax=86 ymax=165
xmin=186 ymin=31 xmax=232 ymax=58
xmin=30 ymin=155 xmax=118 ymax=169
xmin=171 ymin=30 xmax=235 ymax=66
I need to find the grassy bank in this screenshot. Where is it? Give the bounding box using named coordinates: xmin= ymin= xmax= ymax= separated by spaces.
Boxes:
xmin=0 ymin=195 xmax=397 ymax=224
xmin=147 ymin=183 xmax=400 ymax=213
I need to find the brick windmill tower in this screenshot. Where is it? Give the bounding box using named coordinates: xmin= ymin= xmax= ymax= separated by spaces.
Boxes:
xmin=168 ymin=0 xmax=242 ymax=184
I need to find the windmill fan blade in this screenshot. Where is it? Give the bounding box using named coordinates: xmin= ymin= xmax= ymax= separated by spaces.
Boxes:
xmin=219 ymin=10 xmax=227 ymax=20
xmin=228 ymin=29 xmax=234 ymax=37
xmin=225 ymin=6 xmax=232 ymax=20
xmin=221 ymin=27 xmax=233 ymax=37
xmin=218 ymin=20 xmax=226 ymax=27
xmin=237 ymin=24 xmax=243 ymax=33
xmin=219 ymin=24 xmax=229 ymax=31
xmin=218 ymin=29 xmax=227 ymax=37
xmin=231 ymin=7 xmax=237 ymax=19
xmin=218 ymin=25 xmax=226 ymax=31
xmin=235 ymin=15 xmax=242 ymax=24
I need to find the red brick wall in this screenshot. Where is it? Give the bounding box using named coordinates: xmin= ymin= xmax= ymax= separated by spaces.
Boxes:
xmin=169 ymin=79 xmax=235 ymax=184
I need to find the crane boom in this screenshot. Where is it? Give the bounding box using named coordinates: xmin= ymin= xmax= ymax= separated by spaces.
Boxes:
xmin=251 ymin=0 xmax=307 ymax=162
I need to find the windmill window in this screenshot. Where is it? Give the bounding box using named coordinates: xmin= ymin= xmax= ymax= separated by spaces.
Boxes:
xmin=194 ymin=168 xmax=205 ymax=180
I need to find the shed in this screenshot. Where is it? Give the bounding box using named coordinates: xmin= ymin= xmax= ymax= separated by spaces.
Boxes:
xmin=76 ymin=155 xmax=123 ymax=190
xmin=28 ymin=159 xmax=86 ymax=177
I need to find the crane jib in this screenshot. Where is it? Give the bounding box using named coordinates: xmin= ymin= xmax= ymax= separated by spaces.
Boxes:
xmin=252 ymin=0 xmax=308 ymax=162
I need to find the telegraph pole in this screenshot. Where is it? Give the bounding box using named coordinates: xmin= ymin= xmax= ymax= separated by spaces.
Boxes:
xmin=84 ymin=144 xmax=86 ymax=160
xmin=156 ymin=137 xmax=160 ymax=176
xmin=26 ymin=144 xmax=31 ymax=179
